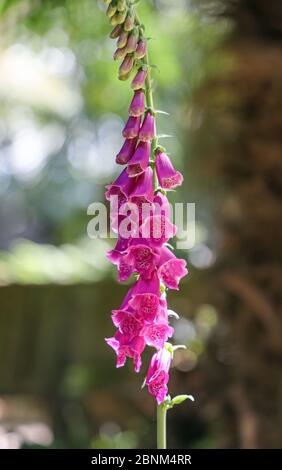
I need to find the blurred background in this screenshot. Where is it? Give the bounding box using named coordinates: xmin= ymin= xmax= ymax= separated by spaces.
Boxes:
xmin=0 ymin=0 xmax=281 ymax=449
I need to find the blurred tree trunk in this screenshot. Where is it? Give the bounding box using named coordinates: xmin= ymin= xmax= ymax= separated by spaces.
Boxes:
xmin=199 ymin=0 xmax=282 ymax=448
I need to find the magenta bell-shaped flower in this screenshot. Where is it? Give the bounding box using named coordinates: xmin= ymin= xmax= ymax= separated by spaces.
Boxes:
xmin=127 ymin=141 xmax=150 ymax=177
xmin=122 ymin=116 xmax=141 ymax=139
xmin=105 ymin=167 xmax=135 ymax=200
xmin=155 ymin=150 xmax=184 ymax=190
xmin=139 ymin=112 xmax=155 ymax=142
xmin=105 ymin=331 xmax=145 ymax=372
xmin=126 ymin=238 xmax=160 ymax=279
xmin=129 ymin=166 xmax=154 ymax=201
xmin=129 ymin=90 xmax=145 ymax=117
xmin=140 ymin=214 xmax=177 ymax=247
xmin=146 ymin=347 xmax=171 ymax=404
xmin=116 ymin=138 xmax=137 ymax=165
xmin=157 ymin=246 xmax=188 ymax=290
xmin=131 ymin=67 xmax=148 ymax=91
xmin=144 ymin=323 xmax=174 ymax=350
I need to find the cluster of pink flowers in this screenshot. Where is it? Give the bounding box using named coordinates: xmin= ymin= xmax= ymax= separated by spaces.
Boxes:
xmin=103 ymin=0 xmax=188 ymax=405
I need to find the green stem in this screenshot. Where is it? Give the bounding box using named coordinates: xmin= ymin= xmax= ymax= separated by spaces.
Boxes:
xmin=157 ymin=403 xmax=167 ymax=449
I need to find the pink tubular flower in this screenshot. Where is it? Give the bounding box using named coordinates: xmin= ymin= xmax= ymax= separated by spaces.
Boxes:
xmin=140 ymin=214 xmax=177 ymax=247
xmin=129 ymin=90 xmax=145 ymax=117
xmin=127 ymin=141 xmax=151 ymax=177
xmin=104 ymin=5 xmax=193 ymax=408
xmin=157 ymin=246 xmax=188 ymax=290
xmin=114 ymin=311 xmax=143 ymax=341
xmin=131 ymin=68 xmax=148 ymax=91
xmin=139 ymin=112 xmax=155 ymax=142
xmin=128 ymin=273 xmax=166 ymax=324
xmin=146 ymin=348 xmax=172 ymax=404
xmin=144 ymin=323 xmax=174 ymax=349
xmin=107 ymin=236 xmax=130 ymax=264
xmin=105 ymin=168 xmax=135 ymax=200
xmin=106 ymin=331 xmax=145 ymax=372
xmin=129 ymin=166 xmax=154 ymax=202
xmin=122 ymin=116 xmax=141 ymax=139
xmin=126 ymin=238 xmax=160 ymax=279
xmin=135 ymin=39 xmax=147 ymax=59
xmin=116 ymin=138 xmax=138 ymax=165
xmin=155 ymin=150 xmax=184 ymax=190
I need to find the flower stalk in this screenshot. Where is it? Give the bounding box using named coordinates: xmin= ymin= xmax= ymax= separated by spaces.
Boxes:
xmin=101 ymin=0 xmax=193 ymax=450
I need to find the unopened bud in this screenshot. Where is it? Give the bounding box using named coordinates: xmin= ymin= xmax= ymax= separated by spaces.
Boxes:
xmin=110 ymin=24 xmax=122 ymax=39
xmin=110 ymin=11 xmax=124 ymax=26
xmin=117 ymin=0 xmax=126 ymax=11
xmin=117 ymin=30 xmax=128 ymax=48
xmin=131 ymin=67 xmax=148 ymax=90
xmin=124 ymin=11 xmax=135 ymax=31
xmin=113 ymin=46 xmax=127 ymax=61
xmin=106 ymin=3 xmax=117 ymax=18
xmin=119 ymin=54 xmax=134 ymax=79
xmin=119 ymin=71 xmax=131 ymax=81
xmin=135 ymin=39 xmax=147 ymax=59
xmin=125 ymin=28 xmax=139 ymax=53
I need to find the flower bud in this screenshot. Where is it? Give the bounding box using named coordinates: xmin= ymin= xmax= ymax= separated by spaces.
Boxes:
xmin=110 ymin=10 xmax=126 ymax=26
xmin=113 ymin=46 xmax=127 ymax=61
xmin=125 ymin=28 xmax=139 ymax=53
xmin=124 ymin=11 xmax=135 ymax=31
xmin=129 ymin=90 xmax=145 ymax=117
xmin=139 ymin=112 xmax=155 ymax=142
xmin=131 ymin=68 xmax=148 ymax=90
xmin=110 ymin=24 xmax=122 ymax=39
xmin=122 ymin=116 xmax=141 ymax=139
xmin=135 ymin=39 xmax=147 ymax=59
xmin=118 ymin=71 xmax=131 ymax=81
xmin=106 ymin=3 xmax=117 ymax=18
xmin=119 ymin=54 xmax=134 ymax=79
xmin=117 ymin=30 xmax=128 ymax=48
xmin=117 ymin=0 xmax=126 ymax=11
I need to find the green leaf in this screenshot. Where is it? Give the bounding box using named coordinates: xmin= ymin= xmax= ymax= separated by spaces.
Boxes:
xmin=173 ymin=344 xmax=187 ymax=351
xmin=155 ymin=109 xmax=170 ymax=116
xmin=171 ymin=395 xmax=195 ymax=406
xmin=168 ymin=309 xmax=179 ymax=319
xmin=157 ymin=134 xmax=174 ymax=139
